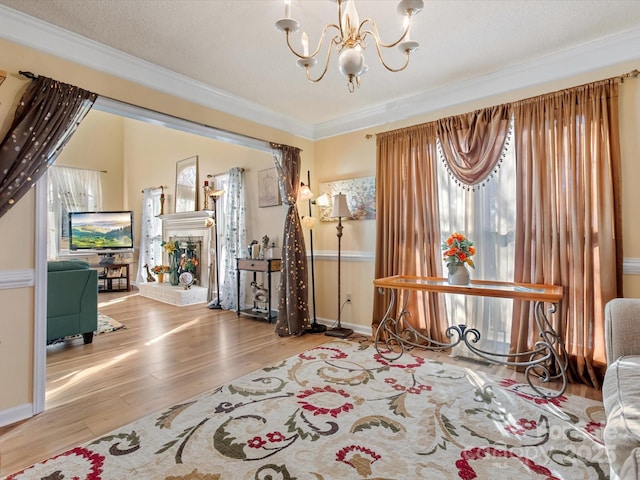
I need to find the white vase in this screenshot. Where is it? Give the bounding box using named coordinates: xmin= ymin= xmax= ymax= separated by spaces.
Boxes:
xmin=448 ymin=264 xmax=470 ymax=285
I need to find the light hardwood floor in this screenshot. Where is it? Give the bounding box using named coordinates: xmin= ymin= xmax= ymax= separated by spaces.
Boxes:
xmin=0 ymin=290 xmax=602 ymax=476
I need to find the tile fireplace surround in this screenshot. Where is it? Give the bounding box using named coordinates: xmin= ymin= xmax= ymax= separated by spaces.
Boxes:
xmin=139 ymin=211 xmax=214 ymax=306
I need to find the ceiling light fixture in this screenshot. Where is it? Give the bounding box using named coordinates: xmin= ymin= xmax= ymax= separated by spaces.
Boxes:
xmin=275 ymin=0 xmax=424 ymax=92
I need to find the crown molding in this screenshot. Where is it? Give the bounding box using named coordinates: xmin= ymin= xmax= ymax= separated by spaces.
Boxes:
xmin=0 ymin=5 xmax=315 ymax=140
xmin=1 ymin=5 xmax=639 ymax=141
xmin=313 ymin=27 xmax=640 ymax=139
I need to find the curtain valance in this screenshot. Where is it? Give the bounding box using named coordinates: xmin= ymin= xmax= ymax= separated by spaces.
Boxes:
xmin=436 ymin=104 xmax=511 ymax=188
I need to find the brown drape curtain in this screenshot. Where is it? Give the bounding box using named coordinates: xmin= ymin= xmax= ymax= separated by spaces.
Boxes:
xmin=373 ymin=124 xmax=446 ymax=342
xmin=375 ymin=77 xmax=622 ymax=389
xmin=511 ymin=79 xmax=622 ymax=388
xmin=0 ymin=76 xmax=97 ymax=219
xmin=271 ymin=143 xmax=310 ymax=336
xmin=436 ymin=105 xmax=511 ymax=187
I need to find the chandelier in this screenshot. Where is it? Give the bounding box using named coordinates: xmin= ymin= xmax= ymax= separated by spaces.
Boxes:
xmin=275 ymin=0 xmax=424 ymax=92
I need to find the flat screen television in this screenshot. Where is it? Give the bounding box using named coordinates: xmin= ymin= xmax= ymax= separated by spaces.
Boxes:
xmin=69 ymin=211 xmax=134 ymax=251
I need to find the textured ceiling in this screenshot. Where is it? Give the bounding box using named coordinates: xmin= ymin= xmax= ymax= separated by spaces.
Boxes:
xmin=1 ymin=0 xmax=640 ymax=138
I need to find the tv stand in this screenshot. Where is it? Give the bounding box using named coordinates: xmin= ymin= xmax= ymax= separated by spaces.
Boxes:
xmin=96 ymin=253 xmax=130 ymax=292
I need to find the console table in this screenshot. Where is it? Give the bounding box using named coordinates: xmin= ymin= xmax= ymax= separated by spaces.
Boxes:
xmin=236 ymin=258 xmax=281 ymax=323
xmin=373 ymin=275 xmax=567 ymax=398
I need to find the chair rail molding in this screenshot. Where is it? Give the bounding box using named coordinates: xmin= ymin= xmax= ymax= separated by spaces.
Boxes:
xmin=624 ymin=257 xmax=640 ymax=275
xmin=0 ymin=269 xmax=35 ymax=289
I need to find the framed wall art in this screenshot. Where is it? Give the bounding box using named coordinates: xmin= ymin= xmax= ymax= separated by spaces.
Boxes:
xmin=257 ymin=167 xmax=281 ymax=208
xmin=317 ymin=176 xmax=376 ymax=221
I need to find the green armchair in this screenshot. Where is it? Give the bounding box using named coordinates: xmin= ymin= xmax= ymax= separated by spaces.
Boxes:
xmin=47 ymin=260 xmax=98 ymax=344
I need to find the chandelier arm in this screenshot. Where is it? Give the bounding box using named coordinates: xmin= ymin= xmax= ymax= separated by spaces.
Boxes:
xmin=305 ymin=37 xmax=340 ymax=83
xmin=285 ymin=24 xmax=341 ymax=60
xmin=370 ymin=39 xmax=412 ymax=73
xmin=360 ymin=19 xmax=411 ymax=49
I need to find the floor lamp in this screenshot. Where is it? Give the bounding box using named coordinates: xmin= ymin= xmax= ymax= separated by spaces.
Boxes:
xmin=325 ymin=192 xmax=353 ymax=338
xmin=300 ymin=171 xmax=327 ymax=334
xmin=207 ymin=189 xmax=224 ymax=309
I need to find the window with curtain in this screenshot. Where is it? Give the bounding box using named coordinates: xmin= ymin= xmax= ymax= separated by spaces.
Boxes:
xmin=437 ymin=134 xmax=516 ymax=356
xmin=137 ymin=187 xmax=163 ymax=284
xmin=47 ymin=166 xmax=103 ymax=258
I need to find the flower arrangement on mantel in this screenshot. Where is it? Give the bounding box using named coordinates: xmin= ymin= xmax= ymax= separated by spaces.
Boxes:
xmin=442 ymin=232 xmax=476 ymax=274
xmin=162 ymin=240 xmax=179 ymax=256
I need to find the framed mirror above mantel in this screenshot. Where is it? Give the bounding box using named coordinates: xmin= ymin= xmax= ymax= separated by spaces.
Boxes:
xmin=175 ymin=155 xmax=199 ymax=213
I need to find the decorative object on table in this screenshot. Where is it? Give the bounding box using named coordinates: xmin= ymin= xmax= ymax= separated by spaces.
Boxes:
xmin=257 ymin=167 xmax=282 ymax=207
xmin=247 ymin=240 xmax=258 ymax=259
xmin=325 ymin=192 xmax=353 ymax=338
xmin=317 ymin=176 xmax=375 ymax=221
xmin=207 ymin=189 xmax=225 ymax=309
xmin=143 ymin=263 xmax=155 ymax=282
xmin=12 ymin=341 xmax=607 ymax=479
xmin=275 ymin=0 xmax=424 ymax=92
xmin=300 ymin=170 xmax=326 ymax=334
xmin=260 ymin=235 xmax=270 ymax=259
xmin=175 ymin=155 xmax=199 ymax=213
xmin=442 ymin=232 xmax=475 ymax=285
xmin=152 ymin=265 xmax=170 ymax=283
xmin=162 ymin=240 xmax=181 ymax=286
xmin=159 ymin=185 xmax=165 ymax=215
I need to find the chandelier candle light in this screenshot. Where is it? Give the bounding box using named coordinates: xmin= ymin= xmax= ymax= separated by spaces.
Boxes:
xmin=275 ymin=0 xmax=424 ymax=92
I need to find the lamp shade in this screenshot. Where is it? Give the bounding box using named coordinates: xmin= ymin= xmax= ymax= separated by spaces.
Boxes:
xmin=330 ymin=193 xmax=351 ymax=218
xmin=299 ymin=184 xmax=314 ymax=200
xmin=315 ymin=193 xmax=331 ymax=207
xmin=301 ymin=216 xmax=317 ymax=229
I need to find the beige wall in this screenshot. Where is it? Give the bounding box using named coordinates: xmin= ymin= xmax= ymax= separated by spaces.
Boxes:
xmin=0 ymin=35 xmax=639 ymax=418
xmin=55 ymin=111 xmax=125 ymax=211
xmin=0 ymin=37 xmax=311 ymax=415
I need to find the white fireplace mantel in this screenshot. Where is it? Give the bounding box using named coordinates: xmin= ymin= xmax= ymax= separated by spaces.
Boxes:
xmin=159 ymin=211 xmax=214 ymax=232
xmin=159 ymin=211 xmax=215 ymax=291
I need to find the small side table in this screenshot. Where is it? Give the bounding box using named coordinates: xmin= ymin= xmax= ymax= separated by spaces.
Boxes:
xmin=236 ymin=258 xmax=281 ymax=323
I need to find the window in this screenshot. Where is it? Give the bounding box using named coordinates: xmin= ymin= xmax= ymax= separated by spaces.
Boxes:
xmin=436 ymin=132 xmax=516 ymax=355
xmin=47 ymin=166 xmax=103 ymax=258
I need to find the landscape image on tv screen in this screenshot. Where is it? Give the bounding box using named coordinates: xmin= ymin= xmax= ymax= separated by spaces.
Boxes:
xmin=70 ymin=211 xmax=134 ymax=250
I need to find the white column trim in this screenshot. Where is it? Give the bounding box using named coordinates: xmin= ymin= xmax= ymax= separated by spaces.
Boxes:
xmin=33 ymin=175 xmax=48 ymax=414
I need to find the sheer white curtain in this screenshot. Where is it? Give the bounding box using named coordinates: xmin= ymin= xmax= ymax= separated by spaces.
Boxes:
xmin=216 ymin=168 xmax=246 ymax=310
xmin=47 ymin=166 xmax=102 ymax=258
xmin=137 ymin=187 xmax=163 ymax=285
xmin=437 ymin=138 xmax=516 ymax=356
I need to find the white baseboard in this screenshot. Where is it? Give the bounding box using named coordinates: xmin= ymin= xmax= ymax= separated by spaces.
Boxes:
xmin=314 ymin=316 xmax=371 ymax=337
xmin=0 ymin=402 xmax=33 ymax=428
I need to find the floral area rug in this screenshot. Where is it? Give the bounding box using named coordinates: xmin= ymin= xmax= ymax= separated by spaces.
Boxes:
xmin=96 ymin=313 xmax=125 ymax=335
xmin=6 ymin=340 xmax=608 ymax=479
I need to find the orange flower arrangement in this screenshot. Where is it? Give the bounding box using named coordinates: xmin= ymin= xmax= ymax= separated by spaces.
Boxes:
xmin=442 ymin=232 xmax=476 ymax=274
xmin=151 ymin=265 xmax=170 ymax=274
